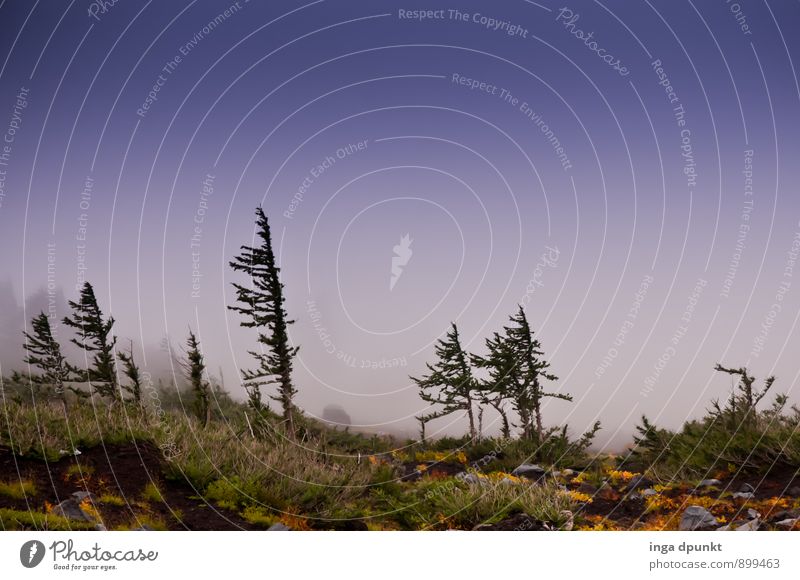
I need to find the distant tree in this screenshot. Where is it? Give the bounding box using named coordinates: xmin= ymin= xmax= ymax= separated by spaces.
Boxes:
xmin=321 ymin=404 xmax=352 ymax=428
xmin=19 ymin=312 xmax=71 ymax=412
xmin=412 ymin=323 xmax=479 ymax=439
xmin=181 ymin=329 xmax=211 ymax=427
xmin=62 ymin=282 xmax=119 ymax=400
xmin=473 ymin=306 xmax=571 ymax=442
xmin=229 ymin=207 xmax=299 ymax=438
xmin=712 ymin=364 xmax=776 ymax=430
xmin=117 ymin=340 xmax=143 ymax=406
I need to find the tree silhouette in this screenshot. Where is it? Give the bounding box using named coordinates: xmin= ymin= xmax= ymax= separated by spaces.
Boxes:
xmin=20 ymin=312 xmax=72 ymax=412
xmin=412 ymin=323 xmax=479 ymax=439
xmin=473 ymin=306 xmax=571 ymax=441
xmin=181 ymin=329 xmax=211 ymax=427
xmin=62 ymin=282 xmax=119 ymax=400
xmin=229 ymin=207 xmax=299 ymax=438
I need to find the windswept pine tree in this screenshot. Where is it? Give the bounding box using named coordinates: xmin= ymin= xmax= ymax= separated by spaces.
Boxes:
xmin=473 ymin=306 xmax=571 ymax=442
xmin=412 ymin=323 xmax=479 ymax=440
xmin=19 ymin=312 xmax=72 ymax=412
xmin=181 ymin=330 xmax=211 ymax=427
xmin=117 ymin=340 xmax=143 ymax=406
xmin=62 ymin=282 xmax=119 ymax=400
xmin=229 ymin=207 xmax=299 ymax=438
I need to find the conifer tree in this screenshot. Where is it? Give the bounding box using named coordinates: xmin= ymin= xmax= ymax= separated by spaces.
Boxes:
xmin=181 ymin=330 xmax=211 ymax=427
xmin=412 ymin=323 xmax=479 ymax=439
xmin=473 ymin=306 xmax=571 ymax=441
xmin=117 ymin=340 xmax=143 ymax=406
xmin=21 ymin=312 xmax=72 ymax=412
xmin=229 ymin=207 xmax=299 ymax=438
xmin=62 ymin=282 xmax=119 ymax=400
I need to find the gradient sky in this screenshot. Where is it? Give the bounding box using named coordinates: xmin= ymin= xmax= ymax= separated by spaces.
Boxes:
xmin=1 ymin=0 xmax=799 ymax=448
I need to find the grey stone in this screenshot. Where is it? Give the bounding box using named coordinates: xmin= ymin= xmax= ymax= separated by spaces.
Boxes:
xmin=680 ymin=506 xmax=718 ymax=531
xmin=94 ymin=524 xmax=107 ymax=531
xmin=512 ymin=464 xmax=546 ymax=480
xmin=51 ymin=499 xmax=94 ymax=522
xmin=732 ymin=492 xmax=754 ymax=500
xmin=625 ymin=475 xmax=654 ymax=492
xmin=747 ymin=508 xmax=761 ymax=520
xmin=697 ymin=479 xmax=722 ymax=488
xmin=739 ymin=483 xmax=755 ymax=494
xmin=775 ymin=518 xmax=799 ymax=529
xmin=268 ymin=523 xmax=291 ymax=531
xmin=641 ymin=488 xmax=658 ymax=497
xmin=736 ymin=519 xmax=760 ymax=531
xmin=577 ymin=482 xmax=598 ymax=494
xmin=561 ymin=469 xmax=575 ymax=477
xmin=460 ymin=473 xmax=481 ymax=485
xmin=71 ymin=491 xmax=97 ymax=502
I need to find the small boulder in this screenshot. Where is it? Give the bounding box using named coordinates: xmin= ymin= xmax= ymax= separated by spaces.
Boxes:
xmin=51 ymin=499 xmax=94 ymax=522
xmin=680 ymin=506 xmax=718 ymax=531
xmin=697 ymin=479 xmax=722 ymax=488
xmin=775 ymin=518 xmax=800 ymax=529
xmin=459 ymin=473 xmax=481 ymax=485
xmin=732 ymin=492 xmax=754 ymax=500
xmin=746 ymin=508 xmax=760 ymax=520
xmin=561 ymin=469 xmax=575 ymax=478
xmin=268 ymin=523 xmax=291 ymax=531
xmin=738 ymin=483 xmax=755 ymax=494
xmin=625 ymin=475 xmax=654 ymax=492
xmin=71 ymin=491 xmax=97 ymax=502
xmin=512 ymin=464 xmax=547 ymax=480
xmin=736 ymin=519 xmax=760 ymax=531
xmin=640 ymin=488 xmax=658 ymax=497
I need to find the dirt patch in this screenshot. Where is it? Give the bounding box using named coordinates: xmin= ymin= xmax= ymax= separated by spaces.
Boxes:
xmin=0 ymin=443 xmax=253 ymax=530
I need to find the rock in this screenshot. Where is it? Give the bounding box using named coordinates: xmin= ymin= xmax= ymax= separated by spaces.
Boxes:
xmin=577 ymin=482 xmax=598 ymax=495
xmin=775 ymin=518 xmax=800 ymax=529
xmin=459 ymin=473 xmax=481 ymax=485
xmin=499 ymin=477 xmax=517 ymax=486
xmin=71 ymin=491 xmax=97 ymax=502
xmin=736 ymin=519 xmax=760 ymax=531
xmin=267 ymin=523 xmax=291 ymax=531
xmin=512 ymin=464 xmax=547 ymax=480
xmin=769 ymin=509 xmax=800 ymax=522
xmin=561 ymin=469 xmax=575 ymax=478
xmin=625 ymin=475 xmax=654 ymax=492
xmin=680 ymin=506 xmax=718 ymax=531
xmin=732 ymin=492 xmax=754 ymax=500
xmin=697 ymin=479 xmax=722 ymax=488
xmin=51 ymin=499 xmax=95 ymax=522
xmin=739 ymin=483 xmax=755 ymax=494
xmin=747 ymin=508 xmax=761 ymax=520
xmin=94 ymin=524 xmax=107 ymax=531
xmin=640 ymin=488 xmax=658 ymax=497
